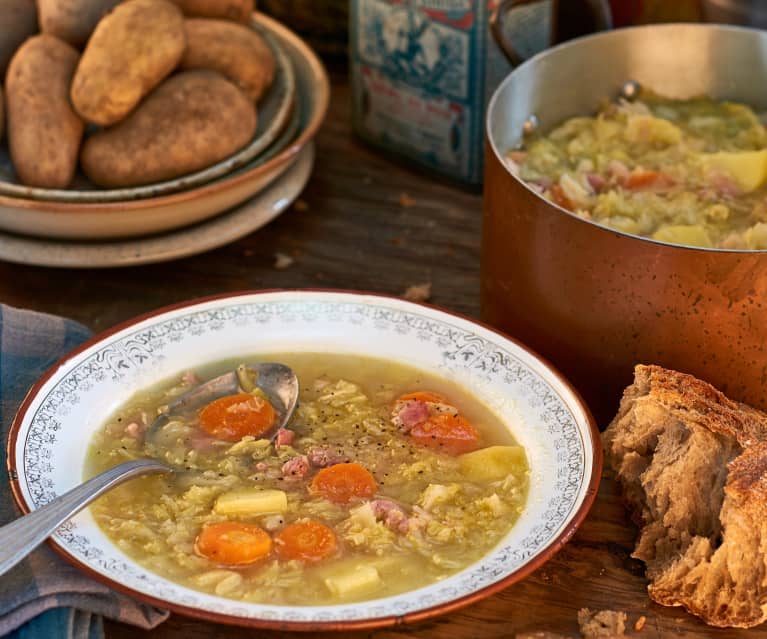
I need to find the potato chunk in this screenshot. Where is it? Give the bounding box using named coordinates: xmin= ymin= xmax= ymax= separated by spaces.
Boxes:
xmin=702 ymin=150 xmax=767 ymax=193
xmin=324 ymin=565 xmax=382 ymax=598
xmin=624 ymin=114 xmax=682 ymax=146
xmin=459 ymin=445 xmax=527 ymax=482
xmin=652 ymin=224 xmax=713 ymax=248
xmin=213 ymin=488 xmax=287 ymax=516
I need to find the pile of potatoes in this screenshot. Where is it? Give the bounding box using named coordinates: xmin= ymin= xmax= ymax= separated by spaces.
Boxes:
xmin=0 ymin=0 xmax=276 ymax=189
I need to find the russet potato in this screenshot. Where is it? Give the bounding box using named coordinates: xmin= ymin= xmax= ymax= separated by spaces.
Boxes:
xmin=168 ymin=0 xmax=253 ymax=23
xmin=0 ymin=0 xmax=38 ymax=76
xmin=37 ymin=0 xmax=122 ymax=47
xmin=81 ymin=70 xmax=257 ymax=188
xmin=180 ymin=18 xmax=275 ymax=102
xmin=70 ymin=0 xmax=185 ymax=126
xmin=6 ymin=35 xmax=84 ymax=188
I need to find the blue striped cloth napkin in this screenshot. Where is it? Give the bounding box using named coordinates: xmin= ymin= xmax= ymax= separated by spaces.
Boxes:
xmin=0 ymin=304 xmax=168 ymax=639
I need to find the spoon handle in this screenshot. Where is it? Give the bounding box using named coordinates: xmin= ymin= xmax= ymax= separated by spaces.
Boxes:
xmin=0 ymin=459 xmax=170 ymax=577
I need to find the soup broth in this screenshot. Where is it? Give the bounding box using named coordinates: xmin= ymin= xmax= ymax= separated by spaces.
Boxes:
xmin=86 ymin=354 xmax=529 ymax=605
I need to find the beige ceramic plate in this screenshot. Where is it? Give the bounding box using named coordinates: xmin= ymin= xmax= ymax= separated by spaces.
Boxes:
xmin=0 ymin=18 xmax=296 ymax=204
xmin=0 ymin=13 xmax=329 ymax=240
xmin=0 ymin=142 xmax=313 ymax=268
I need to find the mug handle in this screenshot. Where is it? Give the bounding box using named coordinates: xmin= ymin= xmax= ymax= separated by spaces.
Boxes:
xmin=490 ymin=0 xmax=613 ymax=66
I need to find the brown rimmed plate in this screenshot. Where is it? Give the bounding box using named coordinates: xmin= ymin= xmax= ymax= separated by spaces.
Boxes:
xmin=8 ymin=290 xmax=601 ymax=631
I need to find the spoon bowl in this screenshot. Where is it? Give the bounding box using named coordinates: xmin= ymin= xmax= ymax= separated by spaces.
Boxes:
xmin=148 ymin=362 xmax=299 ymax=442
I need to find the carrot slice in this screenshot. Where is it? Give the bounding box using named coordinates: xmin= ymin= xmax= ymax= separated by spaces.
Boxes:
xmin=198 ymin=393 xmax=276 ymax=441
xmin=550 ymin=184 xmax=573 ymax=210
xmin=274 ymin=520 xmax=337 ymax=563
xmin=398 ymin=391 xmax=446 ymax=404
xmin=195 ymin=521 xmax=272 ymax=566
xmin=623 ymin=169 xmax=674 ymax=190
xmin=409 ymin=413 xmax=481 ymax=455
xmin=310 ymin=462 xmax=377 ymax=504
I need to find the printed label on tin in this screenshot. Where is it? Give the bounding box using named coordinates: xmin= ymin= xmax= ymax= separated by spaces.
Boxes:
xmin=355 ymin=66 xmax=471 ymax=175
xmin=351 ymin=0 xmax=485 ymax=183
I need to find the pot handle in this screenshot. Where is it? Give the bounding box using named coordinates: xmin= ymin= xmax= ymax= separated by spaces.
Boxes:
xmin=490 ymin=0 xmax=613 ymax=67
xmin=489 ymin=0 xmax=543 ymax=67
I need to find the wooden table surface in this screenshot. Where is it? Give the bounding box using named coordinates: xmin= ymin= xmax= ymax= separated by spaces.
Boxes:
xmin=0 ymin=77 xmax=763 ymax=639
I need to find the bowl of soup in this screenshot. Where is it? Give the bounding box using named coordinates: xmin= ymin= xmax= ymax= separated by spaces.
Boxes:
xmin=483 ymin=23 xmax=767 ymax=426
xmin=7 ymin=290 xmax=599 ymax=630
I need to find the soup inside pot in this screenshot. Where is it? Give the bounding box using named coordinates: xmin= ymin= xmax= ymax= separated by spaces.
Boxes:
xmin=509 ymin=90 xmax=767 ymax=249
xmin=85 ymin=353 xmax=529 ymax=605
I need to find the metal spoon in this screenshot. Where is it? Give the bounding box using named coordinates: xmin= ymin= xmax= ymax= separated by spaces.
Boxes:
xmin=0 ymin=362 xmax=299 ymax=577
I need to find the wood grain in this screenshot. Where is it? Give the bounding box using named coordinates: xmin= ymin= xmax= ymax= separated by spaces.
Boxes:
xmin=0 ymin=77 xmax=764 ymax=638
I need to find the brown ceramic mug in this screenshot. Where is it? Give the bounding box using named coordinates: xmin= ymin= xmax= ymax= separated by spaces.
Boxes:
xmin=482 ymin=24 xmax=767 ymax=425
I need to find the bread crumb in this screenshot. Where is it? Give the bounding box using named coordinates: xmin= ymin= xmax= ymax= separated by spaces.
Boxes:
xmin=577 ymin=608 xmax=626 ymax=637
xmin=273 ymin=252 xmax=294 ymax=270
xmin=402 ymin=282 xmax=431 ymax=303
xmin=294 ymin=199 xmax=309 ymax=212
xmin=634 ymin=616 xmax=646 ymax=632
xmin=399 ymin=192 xmax=416 ymax=207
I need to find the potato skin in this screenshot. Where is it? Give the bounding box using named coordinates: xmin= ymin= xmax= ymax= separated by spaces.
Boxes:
xmin=181 ymin=18 xmax=275 ymax=102
xmin=38 ymin=0 xmax=122 ymax=47
xmin=81 ymin=71 xmax=257 ymax=187
xmin=0 ymin=0 xmax=37 ymax=76
xmin=71 ymin=0 xmax=185 ymax=126
xmin=6 ymin=35 xmax=84 ymax=188
xmin=168 ymin=0 xmax=253 ymax=23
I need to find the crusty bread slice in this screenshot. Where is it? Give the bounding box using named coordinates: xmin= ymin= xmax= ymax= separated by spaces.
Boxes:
xmin=603 ymin=365 xmax=767 ymax=628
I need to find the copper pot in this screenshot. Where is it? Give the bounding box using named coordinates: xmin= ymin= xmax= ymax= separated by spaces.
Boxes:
xmin=482 ymin=24 xmax=767 ymax=425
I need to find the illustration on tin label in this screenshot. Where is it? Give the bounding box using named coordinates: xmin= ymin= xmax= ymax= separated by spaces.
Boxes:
xmin=356 ymin=0 xmax=469 ymax=99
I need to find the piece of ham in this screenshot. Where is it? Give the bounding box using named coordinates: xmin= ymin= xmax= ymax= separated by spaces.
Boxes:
xmin=281 ymin=455 xmax=309 ymax=479
xmin=370 ymin=499 xmax=409 ymax=533
xmin=586 ymin=173 xmax=606 ymax=191
xmin=275 ymin=428 xmax=294 ymax=448
xmin=394 ymin=400 xmax=430 ymax=433
xmin=307 ymin=445 xmax=345 ymax=468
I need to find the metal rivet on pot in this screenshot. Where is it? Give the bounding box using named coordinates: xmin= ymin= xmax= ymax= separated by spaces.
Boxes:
xmin=522 ymin=115 xmax=539 ymax=136
xmin=620 ymin=80 xmax=641 ymax=100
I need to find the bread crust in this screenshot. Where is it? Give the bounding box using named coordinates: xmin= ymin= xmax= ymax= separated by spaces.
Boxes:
xmin=604 ymin=364 xmax=767 ymax=628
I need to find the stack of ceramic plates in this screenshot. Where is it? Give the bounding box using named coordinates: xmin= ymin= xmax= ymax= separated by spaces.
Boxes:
xmin=0 ymin=14 xmax=329 ymax=268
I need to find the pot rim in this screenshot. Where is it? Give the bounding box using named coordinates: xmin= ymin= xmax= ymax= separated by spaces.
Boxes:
xmin=485 ymin=22 xmax=767 ymax=254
